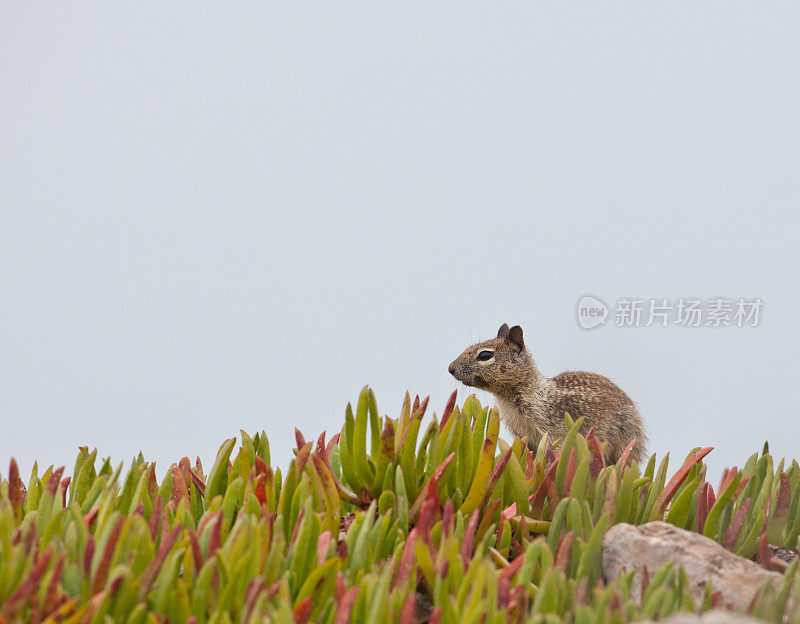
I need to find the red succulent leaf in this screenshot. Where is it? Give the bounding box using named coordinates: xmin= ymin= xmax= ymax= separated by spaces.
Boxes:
xmin=254 ymin=455 xmax=267 ymax=478
xmin=409 ymin=453 xmax=454 ymax=521
xmin=733 ymin=476 xmax=750 ymax=499
xmin=83 ymin=506 xmax=99 ymax=530
xmin=294 ymin=442 xmax=313 ymax=476
xmin=91 ymin=515 xmax=126 ymax=594
xmin=84 ymin=536 xmax=95 ymax=577
xmin=147 ymin=464 xmax=158 ymax=503
xmin=524 ymin=448 xmax=535 ymax=481
xmin=438 ymin=558 xmax=449 ymax=579
xmin=293 ymin=596 xmax=312 ymax=624
xmin=576 ymin=578 xmax=591 ymax=605
xmin=719 ymin=468 xmax=729 ymax=491
xmin=719 ymin=466 xmax=738 ymax=493
xmin=139 ymin=526 xmax=182 ymax=597
xmin=545 ymin=446 xmax=557 ymax=469
xmin=509 ymin=584 xmax=526 ymax=612
xmin=159 ymin=511 xmax=169 ymax=549
xmin=8 ymin=458 xmax=27 ymax=515
xmin=254 ymin=474 xmax=267 ymax=506
xmin=394 ymin=529 xmax=418 ymax=589
xmin=317 ymin=531 xmax=332 ymax=566
xmin=460 ymin=510 xmax=480 ymax=566
xmin=208 ymin=511 xmax=223 ymax=556
xmin=439 ymin=390 xmax=457 ymax=432
xmin=335 ymin=587 xmax=359 ymax=624
xmin=498 ymin=577 xmax=511 ymax=608
xmin=295 ymin=428 xmax=307 ymax=451
xmin=657 ymin=447 xmax=714 ymax=513
xmin=267 ymin=580 xmax=283 ymax=601
xmin=640 ymin=565 xmax=650 ymax=598
xmin=529 ymin=460 xmax=559 ymax=514
xmin=394 ymin=398 xmax=429 ymax=461
xmin=178 ymin=457 xmax=193 ymax=490
xmin=501 ymin=503 xmax=516 ymax=524
xmin=696 ymin=482 xmax=710 ymax=533
xmin=442 ymin=500 xmax=455 ymax=538
xmin=60 ymin=477 xmax=71 ymax=507
xmin=554 ymin=531 xmax=574 ymax=571
xmin=1 ymin=546 xmax=53 ymax=619
xmin=325 ymin=434 xmax=340 ymax=465
xmin=335 ymin=572 xmax=346 ymax=601
xmin=747 ymin=588 xmax=760 ymax=614
xmin=170 ymin=465 xmax=190 ymax=507
xmin=188 ymin=530 xmax=202 ymax=573
xmin=774 ymin=472 xmax=791 ymax=524
xmin=416 ymin=498 xmax=438 ymax=550
xmin=707 ymin=484 xmax=716 ymax=509
xmin=498 ymin=554 xmax=525 ymax=583
xmin=312 ymin=452 xmax=364 ymax=510
xmin=289 ymin=509 xmax=306 ymax=548
xmin=242 ymin=577 xmax=267 ymax=623
xmin=586 ymin=427 xmax=606 ymax=478
xmin=546 ymin=478 xmax=560 ymax=515
xmin=149 ymin=496 xmax=164 ymax=541
xmin=398 ymin=591 xmax=416 ymax=624
xmin=563 ymin=449 xmax=577 ymax=498
xmin=723 ymin=498 xmax=751 ymax=550
xmin=617 ymin=439 xmax=637 ymax=473
xmin=43 ymin=551 xmax=66 ymax=615
xmin=190 ymin=470 xmax=206 ymax=497
xmin=29 ymin=595 xmax=42 ymax=624
xmin=45 ymin=467 xmax=64 ymax=500
xmin=758 ymin=533 xmax=771 ymax=571
xmin=478 ymin=446 xmax=514 ymax=510
xmin=475 ymin=500 xmax=502 ymax=546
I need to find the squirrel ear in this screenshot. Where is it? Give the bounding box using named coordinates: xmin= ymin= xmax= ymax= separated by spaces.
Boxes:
xmin=508 ymin=325 xmax=524 ymax=350
xmin=497 ymin=323 xmax=510 ymax=339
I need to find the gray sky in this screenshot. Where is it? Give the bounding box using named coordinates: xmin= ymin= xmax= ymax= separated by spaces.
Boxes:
xmin=2 ymin=4 xmax=798 ymax=485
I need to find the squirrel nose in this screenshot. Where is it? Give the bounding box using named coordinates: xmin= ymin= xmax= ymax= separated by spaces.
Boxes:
xmin=448 ymin=362 xmax=456 ymax=376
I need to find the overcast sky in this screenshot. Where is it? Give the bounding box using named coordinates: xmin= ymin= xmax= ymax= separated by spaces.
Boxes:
xmin=2 ymin=4 xmax=798 ymax=485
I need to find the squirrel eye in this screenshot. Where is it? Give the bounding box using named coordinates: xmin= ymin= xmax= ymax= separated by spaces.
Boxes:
xmin=476 ymin=350 xmax=494 ymax=361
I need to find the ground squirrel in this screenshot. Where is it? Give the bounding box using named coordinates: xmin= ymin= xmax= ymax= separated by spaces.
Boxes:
xmin=448 ymin=323 xmax=646 ymax=465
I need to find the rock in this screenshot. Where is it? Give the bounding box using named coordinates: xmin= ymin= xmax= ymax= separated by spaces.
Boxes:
xmin=603 ymin=521 xmax=783 ymax=609
xmin=753 ymin=543 xmax=798 ymax=572
xmin=413 ymin=592 xmax=434 ymax=624
xmin=767 ymin=544 xmax=798 ymax=564
xmin=638 ymin=610 xmax=768 ymax=624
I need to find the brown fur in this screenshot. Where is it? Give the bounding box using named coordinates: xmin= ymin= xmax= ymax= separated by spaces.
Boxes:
xmin=448 ymin=324 xmax=646 ymax=465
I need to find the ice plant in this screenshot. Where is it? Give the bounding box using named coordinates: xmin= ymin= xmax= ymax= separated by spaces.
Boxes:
xmin=0 ymin=387 xmax=799 ymax=623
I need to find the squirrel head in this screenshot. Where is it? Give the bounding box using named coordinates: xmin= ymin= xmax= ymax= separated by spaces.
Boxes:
xmin=448 ymin=323 xmax=535 ymax=393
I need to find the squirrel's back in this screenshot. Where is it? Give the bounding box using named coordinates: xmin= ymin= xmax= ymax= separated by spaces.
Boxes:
xmin=551 ymin=371 xmax=645 ymax=463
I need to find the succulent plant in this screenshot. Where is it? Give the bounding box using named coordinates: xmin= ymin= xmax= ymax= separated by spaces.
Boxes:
xmin=0 ymin=387 xmax=799 ymax=623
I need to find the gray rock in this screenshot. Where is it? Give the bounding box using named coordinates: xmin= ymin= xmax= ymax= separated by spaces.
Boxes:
xmin=757 ymin=544 xmax=798 ymax=571
xmin=603 ymin=521 xmax=782 ymax=609
xmin=639 ymin=610 xmax=768 ymax=624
